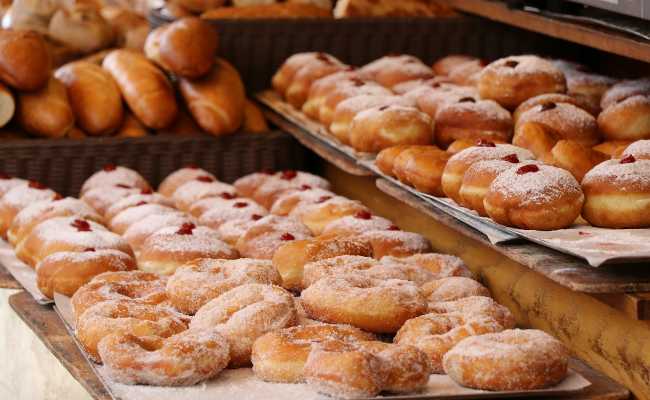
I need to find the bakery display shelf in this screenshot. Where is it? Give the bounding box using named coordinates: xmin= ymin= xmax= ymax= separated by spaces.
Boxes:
xmin=0 ymin=263 xmax=19 ymax=289
xmin=448 ymin=0 xmax=650 ymax=64
xmin=8 ymin=290 xmax=630 ymax=400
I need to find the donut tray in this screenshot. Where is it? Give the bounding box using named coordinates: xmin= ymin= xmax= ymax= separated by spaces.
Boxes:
xmin=0 ymin=240 xmax=51 ymax=304
xmin=52 ymin=293 xmax=591 ymax=400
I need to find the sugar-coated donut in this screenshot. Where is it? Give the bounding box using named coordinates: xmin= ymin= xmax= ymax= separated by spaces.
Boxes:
xmin=138 ymin=223 xmax=238 ymax=274
xmin=448 ymin=59 xmax=485 ymax=86
xmin=349 ymin=105 xmax=434 ymax=153
xmin=600 ymin=78 xmax=650 ymax=110
xmin=443 ymin=329 xmax=568 ymax=391
xmin=622 ymin=140 xmax=650 ymax=160
xmin=235 ymin=215 xmax=312 ymax=259
xmin=484 ymin=163 xmax=584 ymax=230
xmin=122 ymin=212 xmax=194 ymax=252
xmin=478 ymin=55 xmax=566 ymax=110
xmin=375 ymin=145 xmax=418 ymax=177
xmin=358 ymin=230 xmax=432 ymax=259
xmin=104 ymin=191 xmax=174 ymax=222
xmin=285 ymin=54 xmax=345 ymax=109
xmin=76 ymin=299 xmax=188 ymax=362
xmin=546 ymin=139 xmax=608 ymax=181
xmin=292 ymin=196 xmax=370 ymax=236
xmin=318 ymin=79 xmax=391 ymax=126
xmin=441 ymin=143 xmax=534 ymax=204
xmin=99 ymin=329 xmax=230 ymax=386
xmin=415 ymin=83 xmax=478 ymax=120
xmin=380 ymin=253 xmax=473 ymax=279
xmin=81 ymin=184 xmax=141 ymax=216
xmin=564 ymin=71 xmax=617 ymax=114
xmin=320 ymin=211 xmax=396 ymax=238
xmin=446 ymin=139 xmax=476 ymax=154
xmin=302 ymin=69 xmax=359 ymax=119
xmin=581 ymin=156 xmax=650 ymax=228
xmin=187 ymin=192 xmax=239 ymax=217
xmin=0 ymin=174 xmax=27 ymax=198
xmin=272 ymin=237 xmax=373 ymax=291
xmin=251 ymin=324 xmax=375 ymax=383
xmin=109 ymin=203 xmax=179 ymax=235
xmin=270 ymin=187 xmax=335 ymax=216
xmin=393 ymin=77 xmax=451 ymax=96
xmin=166 ymin=258 xmax=281 ymax=314
xmin=428 ymin=296 xmax=516 ymax=330
xmin=272 ymin=52 xmax=327 ymax=97
xmin=421 ymin=277 xmax=490 ymax=305
xmin=158 ymin=165 xmax=216 ymax=197
xmin=459 ymin=158 xmax=522 ymax=216
xmin=513 ymin=93 xmax=595 ymax=123
xmin=190 ymin=283 xmax=298 ymax=367
xmin=80 ymin=164 xmax=150 ymax=196
xmin=199 ymin=198 xmax=268 ymax=229
xmin=0 ymin=182 xmax=59 ymax=238
xmin=598 ymin=95 xmax=650 ymax=141
xmin=301 ymin=274 xmax=427 ymax=333
xmin=171 ymin=176 xmax=236 ymax=212
xmin=217 ymin=217 xmax=260 ymax=246
xmin=251 ymin=170 xmax=331 ymax=209
xmin=233 ymin=170 xmax=275 ymax=198
xmin=593 ymin=140 xmax=631 ymax=159
xmin=359 ymin=55 xmax=433 ymax=89
xmin=36 ymin=249 xmax=136 ymax=299
xmin=432 ymin=55 xmax=482 ymax=76
xmin=392 ymin=145 xmax=450 ymax=196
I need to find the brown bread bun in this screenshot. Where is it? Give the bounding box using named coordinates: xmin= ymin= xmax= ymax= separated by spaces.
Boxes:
xmin=17 ymin=77 xmax=74 ymax=138
xmin=0 ymin=29 xmax=51 ymax=91
xmin=159 ymin=17 xmax=218 ymax=79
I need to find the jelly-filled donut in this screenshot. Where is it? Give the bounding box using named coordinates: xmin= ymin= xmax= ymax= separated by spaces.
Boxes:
xmin=81 ymin=184 xmax=141 ymax=216
xmin=598 ymin=94 xmax=650 ymax=141
xmin=458 ymin=158 xmax=521 ymax=216
xmin=199 ymin=198 xmax=268 ymax=229
xmin=432 ymin=55 xmax=481 ymax=76
xmin=188 ymin=192 xmax=242 ymax=217
xmin=513 ymin=93 xmax=595 ymax=123
xmin=292 ymin=196 xmax=369 ymax=236
xmin=359 ymin=54 xmax=434 ymax=89
xmin=270 ymin=187 xmax=336 ymax=216
xmin=285 ymin=53 xmax=345 ymax=109
xmin=0 ymin=181 xmax=59 ymax=238
xmin=320 ymin=211 xmax=395 ymax=239
xmin=375 ymin=145 xmax=418 ymax=177
xmin=158 ymin=165 xmax=216 ymax=198
xmin=80 ymin=164 xmax=150 ymax=195
xmin=109 ymin=203 xmax=179 ymax=235
xmin=392 ymin=146 xmax=450 ymax=196
xmin=235 ymin=215 xmax=312 ymax=259
xmin=302 ymin=69 xmax=359 ymax=119
xmin=318 ymin=79 xmax=391 ymax=126
xmin=251 ymin=170 xmax=331 ymax=210
xmin=358 ymin=230 xmax=432 ymax=259
xmin=171 ymin=176 xmax=235 ymax=212
xmin=122 ymin=212 xmax=194 ymax=252
xmin=622 ymin=140 xmax=650 ymax=160
xmin=104 ymin=191 xmax=174 ymax=222
xmin=380 ymin=253 xmax=473 ymax=279
xmin=233 ymin=170 xmax=275 ymax=198
xmin=272 ymin=52 xmax=327 ymax=97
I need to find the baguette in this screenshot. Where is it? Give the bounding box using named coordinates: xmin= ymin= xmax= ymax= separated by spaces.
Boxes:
xmin=55 ymin=61 xmax=123 ymax=136
xmin=158 ymin=17 xmax=218 ymax=78
xmin=0 ymin=81 xmax=14 ymax=128
xmin=17 ymin=76 xmax=74 ymax=138
xmin=0 ymin=29 xmax=51 ymax=91
xmin=102 ymin=49 xmax=178 ymax=129
xmin=179 ymin=58 xmax=245 ymax=136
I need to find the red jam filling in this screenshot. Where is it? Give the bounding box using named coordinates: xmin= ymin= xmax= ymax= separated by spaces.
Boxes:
xmin=516 ymin=164 xmax=540 ymax=174
xmin=316 ymin=195 xmax=332 ymax=204
xmin=280 ymin=170 xmax=297 ymax=180
xmin=280 ymin=233 xmax=295 ymax=241
xmin=504 ymin=60 xmax=519 ymax=68
xmin=220 ymin=192 xmax=237 ymax=199
xmin=71 ymin=219 xmax=91 ymax=232
xmin=540 ymin=102 xmax=557 ymax=112
xmin=476 ymin=139 xmax=496 ymax=147
xmin=28 ymin=181 xmax=47 ymax=190
xmin=620 ymin=154 xmax=636 ymax=164
xmin=84 ymin=248 xmax=96 ymax=252
xmin=141 ymin=188 xmax=153 ymax=194
xmin=251 ymin=214 xmax=263 ymax=221
xmin=502 ymin=154 xmax=520 ymax=163
xmin=176 ymin=222 xmax=196 ymax=235
xmin=300 ymin=185 xmax=312 ymax=191
xmin=185 ymin=164 xmax=199 ymax=169
xmin=103 ymin=164 xmax=117 ymax=172
xmin=196 ymin=175 xmax=214 ymax=183
xmin=354 ymin=210 xmax=372 ymax=220
xmin=116 ymin=184 xmax=132 ymax=189
xmin=387 ymin=225 xmax=400 ymax=231
xmin=233 ymin=202 xmax=249 ymax=208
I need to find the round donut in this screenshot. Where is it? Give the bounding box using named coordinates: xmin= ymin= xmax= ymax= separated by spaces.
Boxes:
xmin=320 ymin=211 xmax=396 ymax=239
xmin=348 ymin=105 xmax=434 ymax=153
xmin=428 ymin=296 xmax=516 ymax=330
xmin=622 ymin=140 xmax=650 ymax=160
xmin=392 ymin=145 xmax=450 ymax=196
xmin=443 ymin=329 xmax=569 ymax=391
xmin=432 ymin=55 xmax=481 ymax=76
xmin=375 ymin=145 xmax=418 ymax=177
xmin=158 ymin=165 xmax=216 ymax=197
xmin=76 ymin=299 xmax=188 ymax=362
xmin=546 ymin=139 xmax=608 ymax=181
xmin=478 ymin=55 xmax=567 ymax=110
xmin=564 ymin=71 xmax=617 ymax=115
xmin=446 ymin=139 xmax=476 ymax=154
xmin=600 ymin=77 xmax=650 ymax=110
xmin=358 ymin=230 xmax=432 ymax=259
xmin=593 ymin=140 xmax=631 ymax=159
xmin=272 ymin=52 xmax=327 ymax=97
xmin=380 ymin=253 xmax=473 ymax=279
xmin=138 ymin=223 xmax=238 ymax=275
xmin=233 ymin=170 xmax=275 ymax=198
xmin=104 ymin=191 xmax=174 ymax=222
xmin=187 ymin=192 xmax=241 ymax=217
xmin=292 ymin=196 xmax=370 ymax=236
xmin=36 ymin=249 xmax=136 ymax=299
xmin=415 ymin=83 xmax=478 ymax=120
xmin=171 ymin=176 xmax=236 ymax=212
xmin=15 ymin=217 xmax=133 ymax=268
xmin=251 ymin=170 xmax=331 ymax=210
xmin=0 ymin=174 xmax=27 ymax=198
xmin=98 ymin=329 xmax=230 ymax=386
xmin=190 ymin=283 xmax=298 ymax=367
xmin=581 ymin=156 xmax=650 ymax=228
xmin=301 ymin=274 xmax=427 ymax=333
xmin=198 ymin=199 xmax=267 ymax=229
xmin=458 ymin=158 xmax=522 ymax=216
xmin=447 ymin=59 xmax=485 ymax=86
xmin=235 ymin=215 xmax=312 ymax=259
xmin=302 ymin=69 xmax=360 ymax=119
xmin=272 ymin=237 xmax=373 ymax=291
xmin=484 ymin=163 xmax=584 ymax=230
xmin=285 ymin=53 xmax=345 ymax=109
xmin=441 ymin=143 xmax=534 ymax=204
xmin=166 ymin=258 xmax=281 ymax=314
xmin=109 ymin=203 xmax=179 ymax=235
xmin=0 ymin=182 xmax=59 ymax=238
xmin=81 ymin=184 xmax=141 ymax=216
xmin=270 ymin=187 xmax=335 ymax=216
xmin=251 ymin=324 xmax=375 ymax=383
xmin=122 ymin=212 xmax=195 ymax=252
xmin=598 ymin=95 xmax=650 ymax=141
xmin=393 ymin=77 xmax=451 ymax=96
xmin=80 ymin=164 xmax=150 ymax=196
xmin=359 ymin=55 xmax=434 ymax=89
xmin=421 ymin=277 xmax=490 ymax=305
xmin=217 ymin=217 xmax=260 ymax=246
xmin=318 ymin=80 xmax=391 ymax=126
xmin=513 ymin=93 xmax=595 ymax=123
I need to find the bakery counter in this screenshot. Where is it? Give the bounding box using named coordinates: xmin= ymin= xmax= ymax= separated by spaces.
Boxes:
xmin=324 ymin=163 xmax=649 ymax=400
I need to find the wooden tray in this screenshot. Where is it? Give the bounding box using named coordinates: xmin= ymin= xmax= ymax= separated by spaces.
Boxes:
xmin=0 ymin=264 xmax=19 ymax=289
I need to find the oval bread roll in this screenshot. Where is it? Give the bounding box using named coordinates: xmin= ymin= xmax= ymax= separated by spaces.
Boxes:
xmin=0 ymin=81 xmax=14 ymax=128
xmin=115 ymin=111 xmax=149 ymax=138
xmin=159 ymin=17 xmax=217 ymax=78
xmin=55 ymin=61 xmax=123 ymax=136
xmin=0 ymin=29 xmax=51 ymax=91
xmin=48 ymin=5 xmax=114 ymax=54
xmin=242 ymin=99 xmax=268 ymax=133
xmin=17 ymin=77 xmax=74 ymax=138
xmin=103 ymin=49 xmax=178 ymax=129
xmin=179 ymin=58 xmax=245 ymax=136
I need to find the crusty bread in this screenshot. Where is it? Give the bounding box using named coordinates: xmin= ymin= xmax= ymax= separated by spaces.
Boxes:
xmin=17 ymin=76 xmax=74 ymax=138
xmin=0 ymin=29 xmax=51 ymax=91
xmin=159 ymin=17 xmax=218 ymax=79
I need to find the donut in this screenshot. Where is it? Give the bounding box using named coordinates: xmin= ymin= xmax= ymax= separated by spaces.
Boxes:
xmin=272 ymin=52 xmax=327 ymax=97
xmin=622 ymin=140 xmax=650 ymax=160
xmin=272 ymin=237 xmax=373 ymax=291
xmin=443 ymin=329 xmax=568 ymax=391
xmin=15 ymin=217 xmax=133 ymax=268
xmin=233 ymin=170 xmax=275 ymax=198
xmin=446 ymin=139 xmax=475 ymax=154
xmin=103 ymin=191 xmax=174 ymax=222
xmin=359 ymin=55 xmax=434 ymax=89
xmin=190 ymin=283 xmax=298 ymax=367
xmin=581 ymin=156 xmax=650 ymax=228
xmin=80 ymin=164 xmax=150 ymax=196
xmin=594 ymin=140 xmax=633 ymax=159
xmin=302 ymin=69 xmax=359 ymax=119
xmin=270 ymin=187 xmax=335 ymax=216
xmin=441 ymin=142 xmax=534 ymax=204
xmin=71 ymin=271 xmax=168 ymax=321
xmin=0 ymin=174 xmax=27 ymax=198
xmin=76 ymin=299 xmax=188 ymax=362
xmin=415 ymin=83 xmax=479 ymax=120
xmin=198 ymin=199 xmax=267 ymax=229
xmin=513 ymin=93 xmax=595 ymax=123
xmin=0 ymin=182 xmax=59 ymax=238
xmin=394 ymin=312 xmax=506 ymax=373
xmin=421 ymin=277 xmax=490 ymax=304
xmin=166 ymin=258 xmax=281 ymax=314
xmin=435 ymin=98 xmax=512 ymax=148
xmin=546 ymin=139 xmax=608 ymax=181
xmin=81 ymin=184 xmax=141 ymax=216
xmin=600 ymin=77 xmax=650 ymax=110
xmin=432 ymin=55 xmax=481 ymax=76
xmin=251 ymin=324 xmax=375 ymax=383
xmin=329 ymin=94 xmax=414 ymax=145
xmin=428 ymin=296 xmax=516 ymax=330
xmin=138 ymin=223 xmax=239 ymax=274
xmin=447 ymin=59 xmax=485 ymax=86
xmin=187 ymin=192 xmax=240 ymax=217
xmin=348 ymin=105 xmax=434 ymax=153
xmin=458 ymin=158 xmax=522 ymax=216
xmin=217 ymin=217 xmax=260 ymax=246
xmin=158 ymin=165 xmax=216 ymax=197
xmin=320 ymin=211 xmax=396 ymax=239
xmin=393 ymin=77 xmax=451 ymax=96
xmin=285 ymin=53 xmax=346 ymax=109
xmin=7 ymin=197 xmax=101 ymax=247
xmin=392 ymin=146 xmax=450 ymax=196
xmin=598 ymin=95 xmax=650 ymax=141
xmin=122 ymin=212 xmax=195 ymax=252
xmin=171 ymin=176 xmax=236 ymax=212
xmin=235 ymin=215 xmax=312 ymax=259
xmin=251 ymin=170 xmax=331 ymax=209
xmin=98 ymin=329 xmax=230 ymax=386
xmin=375 ymin=145 xmax=418 ymax=177
xmin=551 ymin=59 xmax=589 ymax=75
xmin=380 ymin=253 xmax=472 ymax=279
xmin=564 ymin=71 xmax=617 ymax=114
xmin=292 ymin=196 xmax=369 ymax=236
xmin=478 ymin=55 xmax=566 ymax=110
xmin=301 ymin=274 xmax=427 ymax=333
xmin=484 ymin=163 xmax=584 ymax=230
xmin=358 ymin=230 xmax=432 ymax=259
xmin=318 ymin=80 xmax=391 ymax=126
xmin=109 ymin=203 xmax=179 ymax=235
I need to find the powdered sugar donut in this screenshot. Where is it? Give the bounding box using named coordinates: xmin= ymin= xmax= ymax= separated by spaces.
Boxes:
xmin=415 ymin=83 xmax=479 ymax=120
xmin=80 ymin=164 xmax=150 ymax=196
xmin=428 ymin=296 xmax=516 ymax=330
xmin=122 ymin=212 xmax=195 ymax=252
xmin=0 ymin=174 xmax=27 ymax=198
xmin=513 ymin=93 xmax=596 ymax=123
xmin=622 ymin=140 xmax=650 ymax=160
xmin=217 ymin=217 xmax=261 ymax=246
xmin=235 ymin=215 xmax=312 ymax=259
xmin=301 ymin=274 xmax=427 ymax=333
xmin=199 ymin=199 xmax=268 ymax=229
xmin=358 ymin=230 xmax=432 ymax=259
xmin=285 ymin=53 xmax=345 ymax=108
xmin=81 ymin=184 xmax=141 ymax=216
xmin=251 ymin=170 xmax=331 ymax=209
xmin=0 ymin=181 xmax=59 ymax=238
xmin=190 ymin=283 xmax=298 ymax=367
xmin=104 ymin=191 xmax=174 ymax=222
xmin=172 ymin=176 xmax=236 ymax=212
xmin=564 ymin=71 xmax=617 ymax=114
xmin=598 ymin=95 xmax=650 ymax=141
xmin=109 ymin=203 xmax=179 ymax=235
xmin=272 ymin=52 xmax=329 ymax=97
xmin=187 ymin=192 xmax=239 ymax=217
xmin=270 ymin=187 xmax=335 ymax=216
xmin=432 ymin=54 xmax=482 ymax=76
xmin=302 ymin=69 xmax=359 ymax=119
xmin=166 ymin=258 xmax=281 ymax=314
xmin=359 ymin=55 xmax=434 ymax=89
xmin=292 ymin=196 xmax=370 ymax=236
xmin=443 ymin=329 xmax=568 ymax=391
xmin=138 ymin=223 xmax=239 ymax=275
xmin=421 ymin=277 xmax=490 ymax=304
xmin=158 ymin=165 xmax=216 ymax=197
xmin=233 ymin=171 xmax=275 ymax=198
xmin=600 ymin=77 xmax=650 ymax=110
xmin=458 ymin=158 xmax=522 ymax=216
xmin=318 ymin=80 xmax=391 ymax=126
xmin=320 ymin=211 xmax=396 ymax=239
xmin=380 ymin=253 xmax=473 ymax=279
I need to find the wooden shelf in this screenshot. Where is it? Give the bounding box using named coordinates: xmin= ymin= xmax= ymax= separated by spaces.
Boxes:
xmin=448 ymin=0 xmax=650 ymax=64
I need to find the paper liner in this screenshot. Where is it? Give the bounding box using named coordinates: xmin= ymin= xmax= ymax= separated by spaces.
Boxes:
xmin=0 ymin=240 xmax=51 ymax=304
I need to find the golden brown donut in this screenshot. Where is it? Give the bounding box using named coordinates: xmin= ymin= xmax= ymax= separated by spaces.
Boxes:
xmin=270 ymin=187 xmax=336 ymax=216
xmin=320 ymin=211 xmax=395 ymax=239
xmin=302 ymin=69 xmax=359 ymax=119
xmin=458 ymin=158 xmax=522 ymax=216
xmin=36 ymin=249 xmax=136 ymax=299
xmin=421 ymin=277 xmax=490 ymax=304
xmin=622 ymin=140 xmax=650 ymax=160
xmin=0 ymin=181 xmax=58 ymax=238
xmin=375 ymin=145 xmax=418 ymax=177
xmin=593 ymin=140 xmax=632 ymax=159
xmin=122 ymin=212 xmax=195 ymax=252
xmin=348 ymin=105 xmax=434 ymax=153
xmin=80 ymin=164 xmax=150 ymax=196
xmin=104 ymin=191 xmax=174 ymax=222
xmin=447 ymin=59 xmax=485 ymax=86
xmin=513 ymin=93 xmax=595 ymax=123
xmin=188 ymin=192 xmax=242 ymax=217
xmin=171 ymin=176 xmax=235 ymax=212
xmin=581 ymin=156 xmax=650 ymax=228
xmin=414 ymin=83 xmax=478 ymax=120
xmin=600 ymin=78 xmax=650 ymax=110
xmin=546 ymin=140 xmax=608 ymax=181
xmin=235 ymin=215 xmax=312 ymax=259
xmin=428 ymin=296 xmax=516 ymax=330
xmin=198 ymin=198 xmax=267 ymax=229
xmin=251 ymin=170 xmax=331 ymax=209
xmin=446 ymin=139 xmax=476 ymax=154
xmin=432 ymin=55 xmax=481 ymax=76
xmin=301 ymin=274 xmax=427 ymax=333
xmin=318 ymin=80 xmax=391 ymax=126
xmin=598 ymin=95 xmax=650 ymax=141
xmin=285 ymin=53 xmax=345 ymax=109
xmin=108 ymin=203 xmax=179 ymax=235
xmin=292 ymin=196 xmax=370 ymax=236
xmin=158 ymin=165 xmax=216 ymax=197
xmin=484 ymin=164 xmax=584 ymax=230
xmin=81 ymin=185 xmax=141 ymax=217
xmin=380 ymin=253 xmax=473 ymax=279
xmin=359 ymin=55 xmax=434 ymax=89
xmin=443 ymin=329 xmax=568 ymax=391
xmin=358 ymin=230 xmax=432 ymax=259
xmin=478 ymin=55 xmax=566 ymax=110
xmin=392 ymin=145 xmax=450 ymax=196
xmin=272 ymin=52 xmax=330 ymax=97
xmin=564 ymin=71 xmax=617 ymax=115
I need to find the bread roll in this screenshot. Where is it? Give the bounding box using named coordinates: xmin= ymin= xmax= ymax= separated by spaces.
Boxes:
xmin=201 ymin=3 xmax=331 ymax=18
xmin=143 ymin=26 xmax=164 ymax=66
xmin=66 ymin=126 xmax=86 ymax=139
xmin=242 ymin=99 xmax=268 ymax=133
xmin=48 ymin=5 xmax=114 ymax=54
xmin=1 ymin=0 xmax=57 ymax=34
xmin=178 ymin=0 xmax=225 ymax=13
xmin=55 ymin=61 xmax=123 ymax=136
xmin=159 ymin=0 xmax=193 ymax=19
xmin=80 ymin=49 xmax=113 ymax=65
xmin=159 ymin=108 xmax=204 ymax=136
xmin=179 ymin=58 xmax=245 ymax=136
xmin=102 ymin=49 xmax=178 ymax=129
xmin=100 ymin=6 xmax=148 ymax=51
xmin=0 ymin=29 xmax=51 ymax=91
xmin=159 ymin=17 xmax=217 ymax=79
xmin=115 ymin=111 xmax=148 ymax=138
xmin=17 ymin=76 xmax=74 ymax=138
xmin=0 ymin=81 xmax=14 ymax=128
